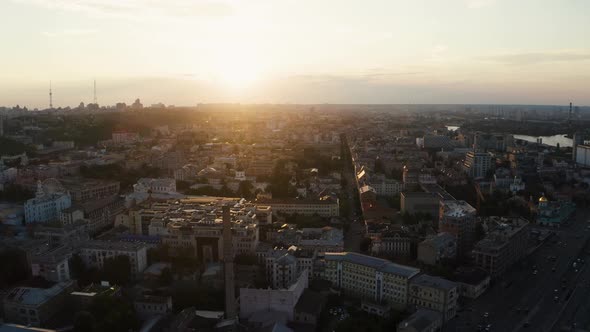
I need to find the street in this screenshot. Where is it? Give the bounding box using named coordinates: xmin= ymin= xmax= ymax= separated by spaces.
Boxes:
xmin=445 ymin=208 xmax=590 ymax=332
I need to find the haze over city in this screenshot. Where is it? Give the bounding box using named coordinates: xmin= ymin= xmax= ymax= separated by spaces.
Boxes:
xmin=2 ymin=0 xmax=590 ymax=108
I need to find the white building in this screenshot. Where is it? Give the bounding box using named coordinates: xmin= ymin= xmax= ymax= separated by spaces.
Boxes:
xmin=24 ymin=181 xmax=72 ymax=224
xmin=323 ymin=252 xmax=420 ymax=310
xmin=239 ymin=269 xmax=308 ymax=321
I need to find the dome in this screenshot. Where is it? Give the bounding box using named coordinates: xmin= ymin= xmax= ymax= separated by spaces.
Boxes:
xmin=539 ymin=196 xmax=548 ymax=203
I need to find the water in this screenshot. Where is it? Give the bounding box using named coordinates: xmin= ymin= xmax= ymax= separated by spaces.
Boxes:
xmin=446 ymin=126 xmax=572 ymax=147
xmin=514 ymin=134 xmax=572 ymax=147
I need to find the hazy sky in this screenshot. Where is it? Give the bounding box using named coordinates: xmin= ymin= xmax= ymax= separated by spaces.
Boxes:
xmin=1 ymin=0 xmax=590 ymax=108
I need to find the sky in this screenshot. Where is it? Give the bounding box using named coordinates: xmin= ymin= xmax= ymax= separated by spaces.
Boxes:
xmin=1 ymin=0 xmax=590 ymax=108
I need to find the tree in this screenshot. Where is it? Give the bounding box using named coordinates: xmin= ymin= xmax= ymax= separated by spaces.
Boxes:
xmin=89 ymin=296 xmax=139 ymax=332
xmin=158 ymin=267 xmax=173 ymax=286
xmin=74 ymin=311 xmax=95 ymax=332
xmin=102 ymin=255 xmax=131 ymax=285
xmin=237 ymin=180 xmax=254 ymax=199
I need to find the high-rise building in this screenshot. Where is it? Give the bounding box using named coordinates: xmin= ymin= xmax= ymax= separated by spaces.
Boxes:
xmin=438 ymin=200 xmax=477 ymax=257
xmin=463 ymin=151 xmax=493 ymax=179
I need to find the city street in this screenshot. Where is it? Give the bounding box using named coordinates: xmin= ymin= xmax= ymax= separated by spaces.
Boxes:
xmin=445 ymin=209 xmax=590 ymax=332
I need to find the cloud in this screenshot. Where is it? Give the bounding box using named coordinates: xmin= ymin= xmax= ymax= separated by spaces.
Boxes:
xmin=481 ymin=51 xmax=590 ymax=65
xmin=41 ymin=28 xmax=97 ymax=37
xmin=465 ymin=0 xmax=496 ymax=9
xmin=12 ymin=0 xmax=234 ymax=20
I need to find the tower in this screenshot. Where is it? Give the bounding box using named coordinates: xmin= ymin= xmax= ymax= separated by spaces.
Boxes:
xmin=222 ymin=205 xmax=237 ymax=321
xmin=49 ymin=81 xmax=53 ymax=109
xmin=93 ymin=79 xmax=97 ymax=104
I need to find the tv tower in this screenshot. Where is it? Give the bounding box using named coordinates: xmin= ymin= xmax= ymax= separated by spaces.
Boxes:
xmin=93 ymin=79 xmax=97 ymax=104
xmin=49 ymin=81 xmax=53 ymax=109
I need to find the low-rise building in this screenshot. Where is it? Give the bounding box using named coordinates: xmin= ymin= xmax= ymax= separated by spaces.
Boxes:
xmin=397 ymin=308 xmax=443 ymax=332
xmin=257 ymin=197 xmax=339 ymax=217
xmin=323 ymin=252 xmax=420 ymax=310
xmin=79 ymin=241 xmax=148 ymax=278
xmin=134 ymin=295 xmax=173 ymax=320
xmin=408 ymin=274 xmax=458 ymax=322
xmin=3 ymin=281 xmax=76 ymax=327
xmin=417 ymin=233 xmax=457 ymax=266
xmin=24 ymin=181 xmax=71 ymax=224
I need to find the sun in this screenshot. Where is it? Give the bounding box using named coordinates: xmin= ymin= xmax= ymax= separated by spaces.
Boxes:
xmin=213 ymin=50 xmax=263 ymax=91
xmin=217 ymin=60 xmax=260 ymax=90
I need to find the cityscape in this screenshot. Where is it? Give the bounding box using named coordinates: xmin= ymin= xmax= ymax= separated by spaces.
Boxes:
xmin=1 ymin=1 xmax=590 ymax=332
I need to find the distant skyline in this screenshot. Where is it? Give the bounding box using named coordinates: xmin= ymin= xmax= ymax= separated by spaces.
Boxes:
xmin=1 ymin=0 xmax=590 ymax=108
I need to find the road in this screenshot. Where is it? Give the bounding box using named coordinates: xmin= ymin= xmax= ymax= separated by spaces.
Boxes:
xmin=445 ymin=208 xmax=590 ymax=332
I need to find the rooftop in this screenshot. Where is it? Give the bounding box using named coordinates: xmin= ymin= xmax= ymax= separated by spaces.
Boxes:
xmin=411 ymin=274 xmax=457 ymax=290
xmin=325 ymin=252 xmax=420 ymax=278
xmin=441 ymin=200 xmax=476 ymax=218
xmin=5 ymin=281 xmax=74 ymax=306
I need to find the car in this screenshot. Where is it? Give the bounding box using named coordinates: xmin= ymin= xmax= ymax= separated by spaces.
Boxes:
xmin=554 ymin=296 xmax=559 ymax=302
xmin=524 ymin=322 xmax=531 ymax=328
xmin=554 ymin=289 xmax=559 ymax=293
xmin=483 ymin=312 xmax=489 ymax=318
xmin=533 ymin=270 xmax=538 ymax=275
xmin=552 ymin=267 xmax=556 ymax=272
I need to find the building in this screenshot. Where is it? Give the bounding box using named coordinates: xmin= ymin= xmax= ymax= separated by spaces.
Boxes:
xmin=264 ymin=246 xmax=316 ymax=286
xmin=536 ymin=195 xmax=576 ymax=227
xmin=3 ymin=281 xmax=76 ymax=327
xmin=438 ymin=200 xmax=477 ymax=257
xmin=133 ymin=178 xmax=176 ymax=194
xmin=463 ymin=151 xmax=493 ymax=179
xmin=372 ymin=228 xmax=412 ymax=257
xmin=575 ymin=145 xmax=590 ymax=167
xmin=257 ymin=197 xmax=339 ymax=217
xmin=112 ymin=131 xmax=139 ymax=145
xmin=79 ymin=241 xmax=148 ymax=278
xmin=397 ymin=308 xmax=443 ymax=332
xmin=60 ymin=177 xmax=120 ymax=202
xmin=24 ymin=181 xmax=72 ymax=224
xmin=323 ymin=252 xmax=420 ymax=310
xmin=408 ymin=274 xmax=458 ymax=321
xmin=368 ymin=174 xmax=404 ymax=196
xmin=239 ymin=269 xmax=308 ymax=321
xmin=400 ymin=192 xmax=441 ymax=219
xmin=417 ymin=233 xmax=457 ymax=266
xmin=30 ymin=245 xmax=71 ymax=283
xmin=451 ymin=267 xmax=490 ymax=299
xmin=134 ymin=295 xmax=173 ymax=320
xmin=472 ymin=217 xmax=529 ymax=279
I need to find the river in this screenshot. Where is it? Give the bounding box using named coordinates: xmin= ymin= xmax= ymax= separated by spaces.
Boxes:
xmin=446 ymin=126 xmax=572 ymax=147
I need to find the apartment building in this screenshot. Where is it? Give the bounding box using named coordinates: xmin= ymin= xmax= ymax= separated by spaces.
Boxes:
xmin=24 ymin=181 xmax=71 ymax=224
xmin=324 ymin=252 xmax=420 ymax=310
xmin=463 ymin=151 xmax=493 ymax=179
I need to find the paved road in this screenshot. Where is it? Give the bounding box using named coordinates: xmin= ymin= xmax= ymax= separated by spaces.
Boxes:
xmin=445 ymin=209 xmax=590 ymax=332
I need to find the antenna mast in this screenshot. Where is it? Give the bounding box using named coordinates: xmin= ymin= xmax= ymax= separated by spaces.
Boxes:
xmin=93 ymin=79 xmax=97 ymax=104
xmin=49 ymin=81 xmax=53 ymax=109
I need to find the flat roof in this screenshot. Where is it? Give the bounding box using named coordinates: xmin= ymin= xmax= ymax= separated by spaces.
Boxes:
xmin=325 ymin=252 xmax=420 ymax=278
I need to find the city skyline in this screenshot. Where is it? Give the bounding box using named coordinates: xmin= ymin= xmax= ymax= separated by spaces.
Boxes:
xmin=1 ymin=0 xmax=590 ymax=108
